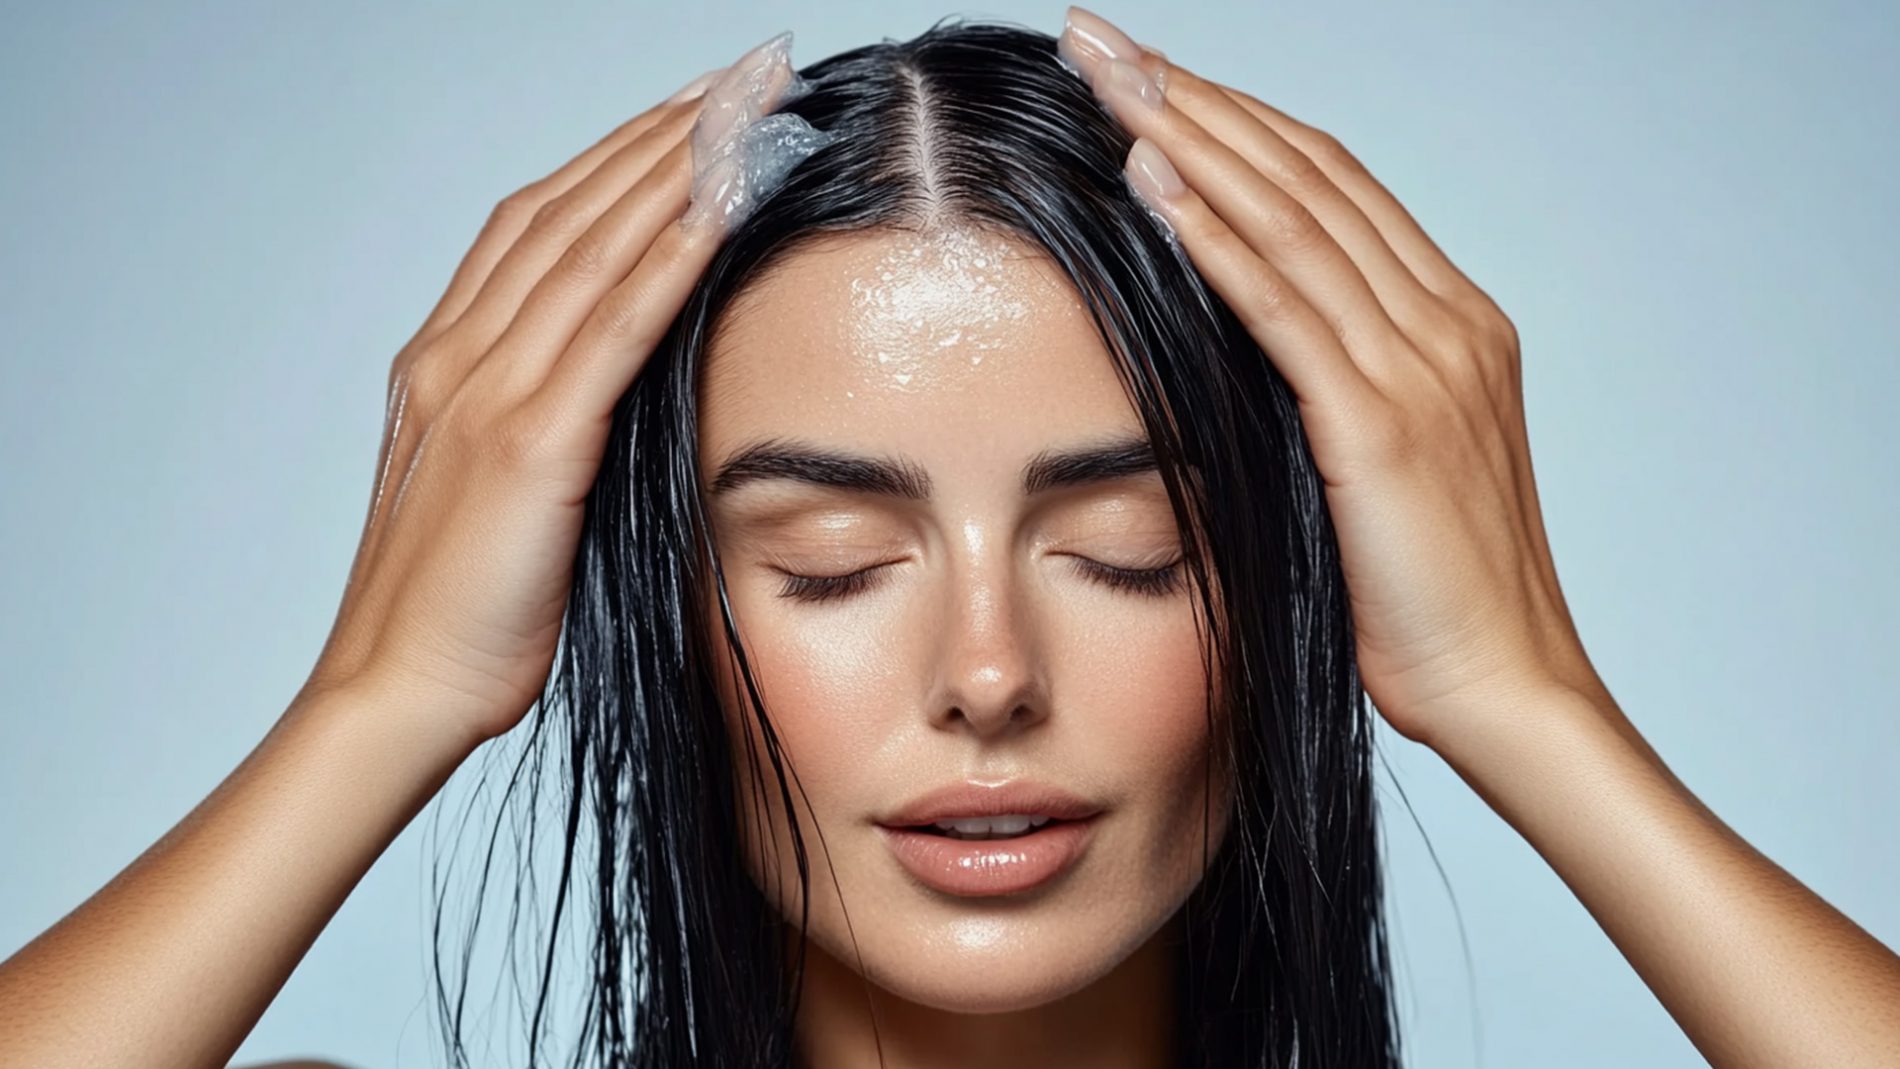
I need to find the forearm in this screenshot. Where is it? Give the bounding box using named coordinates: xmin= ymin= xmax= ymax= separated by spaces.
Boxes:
xmin=1433 ymin=684 xmax=1900 ymax=1068
xmin=0 ymin=683 xmax=480 ymax=1069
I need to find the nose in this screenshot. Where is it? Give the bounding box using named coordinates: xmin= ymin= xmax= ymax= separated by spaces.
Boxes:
xmin=927 ymin=531 xmax=1049 ymax=738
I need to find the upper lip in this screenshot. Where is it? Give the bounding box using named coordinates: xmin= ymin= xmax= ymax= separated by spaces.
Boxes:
xmin=878 ymin=780 xmax=1105 ymax=827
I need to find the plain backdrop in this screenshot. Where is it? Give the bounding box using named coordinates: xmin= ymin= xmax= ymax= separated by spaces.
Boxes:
xmin=2 ymin=1 xmax=1896 ymax=1066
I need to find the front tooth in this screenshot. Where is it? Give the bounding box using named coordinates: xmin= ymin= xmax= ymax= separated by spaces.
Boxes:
xmin=932 ymin=814 xmax=1041 ymax=835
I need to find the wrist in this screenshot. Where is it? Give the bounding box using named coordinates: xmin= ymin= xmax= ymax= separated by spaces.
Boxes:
xmin=1426 ymin=678 xmax=1679 ymax=845
xmin=287 ymin=668 xmax=490 ymax=783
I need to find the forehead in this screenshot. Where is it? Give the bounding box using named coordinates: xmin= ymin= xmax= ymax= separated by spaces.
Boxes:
xmin=699 ymin=225 xmax=1143 ymax=472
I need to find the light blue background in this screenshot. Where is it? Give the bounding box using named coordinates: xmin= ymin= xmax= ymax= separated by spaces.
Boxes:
xmin=3 ymin=1 xmax=1896 ymax=1065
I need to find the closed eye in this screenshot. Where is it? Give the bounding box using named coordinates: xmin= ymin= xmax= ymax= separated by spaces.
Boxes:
xmin=1068 ymin=555 xmax=1185 ymax=597
xmin=774 ymin=555 xmax=1185 ymax=604
xmin=776 ymin=564 xmax=890 ymax=604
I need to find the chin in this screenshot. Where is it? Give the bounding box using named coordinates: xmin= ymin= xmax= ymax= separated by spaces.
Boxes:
xmin=805 ymin=889 xmax=1178 ymax=1015
xmin=855 ymin=931 xmax=1127 ymax=1013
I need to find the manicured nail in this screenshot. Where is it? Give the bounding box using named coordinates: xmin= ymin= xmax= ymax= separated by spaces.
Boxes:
xmin=667 ymin=66 xmax=725 ymax=104
xmin=1063 ymin=6 xmax=1142 ymax=69
xmin=1098 ymin=57 xmax=1165 ymax=113
xmin=1125 ymin=136 xmax=1185 ymax=225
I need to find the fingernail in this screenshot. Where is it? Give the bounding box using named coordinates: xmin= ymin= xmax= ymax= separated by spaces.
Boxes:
xmin=666 ymin=66 xmax=725 ymax=104
xmin=1098 ymin=57 xmax=1165 ymax=113
xmin=1124 ymin=136 xmax=1185 ymax=226
xmin=692 ymin=30 xmax=795 ymax=172
xmin=1063 ymin=5 xmax=1142 ymax=70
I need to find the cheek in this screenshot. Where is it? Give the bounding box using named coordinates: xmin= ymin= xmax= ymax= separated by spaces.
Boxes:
xmin=1053 ymin=582 xmax=1231 ymax=893
xmin=704 ymin=589 xmax=903 ymax=829
xmin=1061 ymin=594 xmax=1218 ymax=798
xmin=703 ymin=587 xmax=915 ymax=919
xmin=715 ymin=597 xmax=903 ymax=755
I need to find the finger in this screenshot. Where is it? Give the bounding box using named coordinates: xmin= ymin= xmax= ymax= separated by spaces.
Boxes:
xmin=1212 ymin=83 xmax=1488 ymax=310
xmin=485 ymin=132 xmax=697 ymax=399
xmin=1122 ymin=136 xmax=1384 ymax=424
xmin=1094 ymin=58 xmax=1414 ymax=375
xmin=438 ymin=100 xmax=702 ymax=367
xmin=359 ymin=100 xmax=703 ymax=581
xmin=1140 ymin=58 xmax=1457 ymax=348
xmin=526 ymin=171 xmax=721 ymax=428
xmin=414 ymin=70 xmax=720 ymax=344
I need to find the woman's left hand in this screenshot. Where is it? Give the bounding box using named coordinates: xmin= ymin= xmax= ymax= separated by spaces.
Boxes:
xmin=1056 ymin=6 xmax=1605 ymax=751
xmin=1057 ymin=20 xmax=1900 ymax=1062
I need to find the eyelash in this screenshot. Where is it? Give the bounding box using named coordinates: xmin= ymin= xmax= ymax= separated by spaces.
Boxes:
xmin=775 ymin=556 xmax=1186 ymax=603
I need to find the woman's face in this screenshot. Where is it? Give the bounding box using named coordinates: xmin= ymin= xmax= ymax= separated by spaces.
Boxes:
xmin=697 ymin=224 xmax=1231 ymax=1014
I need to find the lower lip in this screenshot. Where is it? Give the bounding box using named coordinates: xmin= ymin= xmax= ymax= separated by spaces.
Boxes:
xmin=878 ymin=818 xmax=1098 ymax=897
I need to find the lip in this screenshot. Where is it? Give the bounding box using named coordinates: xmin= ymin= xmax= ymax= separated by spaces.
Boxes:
xmin=879 ymin=817 xmax=1099 ymax=897
xmin=876 ymin=780 xmax=1105 ymax=827
xmin=874 ymin=780 xmax=1105 ymax=898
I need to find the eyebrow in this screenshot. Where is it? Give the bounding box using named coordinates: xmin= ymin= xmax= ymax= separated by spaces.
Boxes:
xmin=707 ymin=432 xmax=1159 ymax=500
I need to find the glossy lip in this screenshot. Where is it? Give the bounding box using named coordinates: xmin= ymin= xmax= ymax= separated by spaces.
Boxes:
xmin=875 ymin=779 xmax=1105 ymax=827
xmin=879 ymin=816 xmax=1099 ymax=897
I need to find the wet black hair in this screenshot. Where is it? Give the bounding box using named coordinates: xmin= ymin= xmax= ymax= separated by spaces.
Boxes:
xmin=433 ymin=17 xmax=1404 ymax=1068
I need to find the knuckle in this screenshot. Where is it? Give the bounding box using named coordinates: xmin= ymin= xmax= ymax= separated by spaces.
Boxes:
xmin=1239 ymin=261 xmax=1298 ymax=326
xmin=404 ymin=350 xmax=466 ymax=421
xmin=1484 ymin=306 xmax=1521 ymax=351
xmin=590 ymin=275 xmax=657 ymax=346
xmin=1305 ymin=127 xmax=1367 ymax=178
xmin=489 ymin=403 xmax=554 ymax=468
xmin=490 ymin=189 xmax=541 ymax=228
xmin=1434 ymin=337 xmax=1491 ymax=393
xmin=556 ymin=231 xmax=617 ymax=281
xmin=524 ymin=194 xmax=593 ymax=244
xmin=405 ymin=354 xmax=452 ymax=406
xmin=635 ymin=218 xmax=695 ymax=280
xmin=1274 ymin=151 xmax=1329 ymax=198
xmin=1261 ymin=202 xmax=1328 ymax=257
xmin=1406 ymin=297 xmax=1465 ymax=349
xmin=1450 ymin=288 xmax=1518 ymax=353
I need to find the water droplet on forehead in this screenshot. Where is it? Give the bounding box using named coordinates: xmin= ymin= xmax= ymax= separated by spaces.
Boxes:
xmin=844 ymin=225 xmax=1038 ymax=389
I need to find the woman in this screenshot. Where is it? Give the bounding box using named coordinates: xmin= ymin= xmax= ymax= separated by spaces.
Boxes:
xmin=1 ymin=9 xmax=1895 ymax=1068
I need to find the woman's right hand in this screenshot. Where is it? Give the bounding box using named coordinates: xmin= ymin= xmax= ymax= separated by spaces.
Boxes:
xmin=301 ymin=36 xmax=800 ymax=749
xmin=0 ymin=41 xmax=825 ymax=1069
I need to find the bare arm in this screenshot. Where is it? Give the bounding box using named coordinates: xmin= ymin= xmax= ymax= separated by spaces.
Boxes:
xmin=0 ymin=36 xmax=794 ymax=1066
xmin=1049 ymin=6 xmax=1900 ymax=1060
xmin=1435 ymin=683 xmax=1900 ymax=1068
xmin=0 ymin=684 xmax=474 ymax=1067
